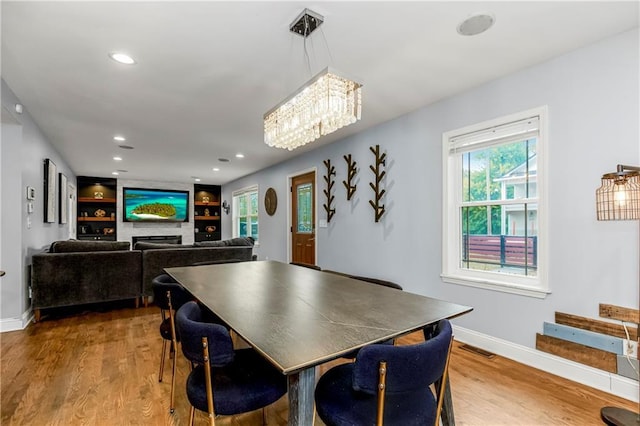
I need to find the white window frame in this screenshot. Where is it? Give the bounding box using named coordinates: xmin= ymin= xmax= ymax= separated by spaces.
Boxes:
xmin=442 ymin=106 xmax=549 ymax=298
xmin=232 ymin=185 xmax=259 ymax=242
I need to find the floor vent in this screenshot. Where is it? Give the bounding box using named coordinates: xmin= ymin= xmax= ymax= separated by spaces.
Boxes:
xmin=459 ymin=344 xmax=496 ymax=359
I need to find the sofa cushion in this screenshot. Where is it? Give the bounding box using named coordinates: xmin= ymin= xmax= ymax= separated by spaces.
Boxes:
xmin=194 ymin=237 xmax=254 ymax=247
xmin=193 ymin=240 xmax=226 ymax=247
xmin=134 ymin=242 xmax=192 ymax=251
xmin=49 ymin=240 xmax=130 ymax=253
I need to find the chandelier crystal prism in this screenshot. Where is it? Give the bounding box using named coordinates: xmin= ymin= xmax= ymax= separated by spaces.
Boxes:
xmin=264 ymin=67 xmax=362 ymax=151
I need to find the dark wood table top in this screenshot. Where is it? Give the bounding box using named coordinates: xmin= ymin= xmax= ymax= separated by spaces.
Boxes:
xmin=166 ymin=260 xmax=473 ymax=375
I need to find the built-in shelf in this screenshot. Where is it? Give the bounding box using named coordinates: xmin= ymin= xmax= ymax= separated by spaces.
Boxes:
xmin=195 ymin=216 xmax=221 ymax=221
xmin=194 ymin=184 xmax=222 ymax=242
xmin=77 ymin=176 xmax=117 ymax=240
xmin=78 ymin=197 xmax=117 ymax=203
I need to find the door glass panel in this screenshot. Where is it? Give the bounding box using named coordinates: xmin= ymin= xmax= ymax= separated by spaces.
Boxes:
xmin=297 ymin=183 xmax=312 ymax=233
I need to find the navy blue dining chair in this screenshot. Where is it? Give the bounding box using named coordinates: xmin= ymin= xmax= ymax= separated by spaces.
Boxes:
xmin=315 ymin=319 xmax=453 ymax=426
xmin=151 ymin=273 xmax=192 ymax=413
xmin=176 ymin=301 xmax=287 ymax=425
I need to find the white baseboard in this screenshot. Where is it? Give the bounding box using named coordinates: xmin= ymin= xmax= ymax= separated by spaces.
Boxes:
xmin=0 ymin=309 xmax=33 ymax=332
xmin=453 ymin=325 xmax=639 ymax=403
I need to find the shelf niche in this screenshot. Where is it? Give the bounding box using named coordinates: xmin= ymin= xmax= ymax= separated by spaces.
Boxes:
xmin=194 ymin=184 xmax=222 ymax=242
xmin=76 ymin=176 xmax=118 ymax=241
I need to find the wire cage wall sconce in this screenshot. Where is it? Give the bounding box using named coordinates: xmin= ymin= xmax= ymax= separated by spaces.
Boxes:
xmin=596 ymin=164 xmax=640 ymax=221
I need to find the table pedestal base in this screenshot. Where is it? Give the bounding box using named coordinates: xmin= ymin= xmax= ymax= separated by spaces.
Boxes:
xmin=288 ymin=368 xmax=316 ymax=426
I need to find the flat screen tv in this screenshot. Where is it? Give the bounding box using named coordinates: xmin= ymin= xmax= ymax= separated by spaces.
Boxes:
xmin=123 ymin=187 xmax=189 ymax=222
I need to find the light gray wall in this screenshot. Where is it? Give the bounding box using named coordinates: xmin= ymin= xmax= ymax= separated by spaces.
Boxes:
xmin=223 ymin=28 xmax=639 ymax=348
xmin=1 ymin=79 xmax=75 ymax=325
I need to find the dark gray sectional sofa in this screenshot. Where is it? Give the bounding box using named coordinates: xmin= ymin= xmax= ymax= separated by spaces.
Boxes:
xmin=138 ymin=238 xmax=255 ymax=303
xmin=31 ymin=238 xmax=255 ymax=321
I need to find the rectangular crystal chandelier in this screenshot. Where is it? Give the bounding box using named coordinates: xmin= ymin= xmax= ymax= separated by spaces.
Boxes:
xmin=264 ymin=67 xmax=362 ymax=151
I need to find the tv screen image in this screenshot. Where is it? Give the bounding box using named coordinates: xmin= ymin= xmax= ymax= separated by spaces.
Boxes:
xmin=123 ymin=188 xmax=189 ymax=222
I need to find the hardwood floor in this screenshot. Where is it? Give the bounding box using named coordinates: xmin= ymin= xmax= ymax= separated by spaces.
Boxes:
xmin=1 ymin=304 xmax=636 ymax=425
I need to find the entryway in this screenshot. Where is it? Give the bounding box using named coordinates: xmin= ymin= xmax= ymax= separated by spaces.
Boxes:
xmin=290 ymin=171 xmax=316 ymax=266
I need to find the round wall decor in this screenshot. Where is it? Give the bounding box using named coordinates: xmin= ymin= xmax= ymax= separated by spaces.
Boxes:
xmin=265 ymin=187 xmax=277 ymax=216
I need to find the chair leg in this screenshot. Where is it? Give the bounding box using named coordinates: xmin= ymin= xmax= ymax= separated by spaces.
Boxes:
xmin=189 ymin=405 xmax=196 ymax=426
xmin=167 ymin=291 xmax=179 ymax=414
xmin=159 ymin=339 xmax=167 ymax=382
xmin=170 ymin=349 xmax=177 ymax=413
xmin=202 ymin=337 xmax=216 ymax=426
xmin=434 ymin=337 xmax=454 ymax=426
xmin=376 ymin=361 xmax=387 ymax=426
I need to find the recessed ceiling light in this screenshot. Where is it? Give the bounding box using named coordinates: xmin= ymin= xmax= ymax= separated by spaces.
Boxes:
xmin=109 ymin=52 xmax=136 ymax=65
xmin=235 ymin=153 xmax=245 ymax=158
xmin=218 ymin=158 xmax=230 ymax=163
xmin=113 ymin=156 xmax=122 ymax=161
xmin=194 ymin=178 xmax=201 ymax=182
xmin=113 ymin=135 xmax=126 ymax=142
xmin=213 ymin=168 xmax=220 ymax=172
xmin=457 ymin=13 xmax=495 ymax=36
xmin=112 ymin=171 xmax=119 ymax=176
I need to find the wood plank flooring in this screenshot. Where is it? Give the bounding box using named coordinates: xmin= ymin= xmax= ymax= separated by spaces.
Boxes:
xmin=1 ymin=304 xmax=637 ymax=425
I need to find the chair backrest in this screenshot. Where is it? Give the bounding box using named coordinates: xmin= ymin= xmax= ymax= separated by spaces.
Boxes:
xmin=290 ymin=262 xmax=321 ymax=271
xmin=151 ymin=274 xmax=191 ymax=311
xmin=349 ymin=275 xmax=403 ymax=290
xmin=175 ymin=301 xmax=234 ymax=366
xmin=353 ymin=319 xmax=452 ymax=394
xmin=190 ymin=258 xmax=243 ymax=266
xmin=323 ymin=270 xmax=403 ymax=290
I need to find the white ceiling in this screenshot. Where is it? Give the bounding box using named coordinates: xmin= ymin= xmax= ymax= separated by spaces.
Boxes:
xmin=2 ymin=1 xmax=638 ymax=185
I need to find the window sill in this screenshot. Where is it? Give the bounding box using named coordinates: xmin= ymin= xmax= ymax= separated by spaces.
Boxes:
xmin=441 ymin=274 xmax=550 ymax=299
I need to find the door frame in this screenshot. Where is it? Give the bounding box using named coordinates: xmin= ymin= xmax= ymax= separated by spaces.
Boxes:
xmin=287 ymin=167 xmax=318 ymax=264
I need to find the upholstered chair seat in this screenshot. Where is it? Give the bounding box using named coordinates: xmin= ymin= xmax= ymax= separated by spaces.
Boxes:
xmin=176 ymin=301 xmax=287 ymax=425
xmin=185 ymin=349 xmax=287 ymax=416
xmin=315 ymin=319 xmax=453 ymax=426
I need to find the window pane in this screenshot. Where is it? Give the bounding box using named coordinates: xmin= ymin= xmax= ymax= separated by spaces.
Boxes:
xmin=250 ymin=192 xmax=258 ymax=215
xmin=238 ymin=195 xmax=247 ymax=216
xmin=461 ymin=203 xmax=536 ymax=276
xmin=462 ymin=139 xmax=537 ymax=203
xmin=250 ymin=216 xmax=258 ymax=240
xmin=239 ymin=217 xmax=247 ymax=237
xmin=297 ymin=183 xmax=313 ymax=233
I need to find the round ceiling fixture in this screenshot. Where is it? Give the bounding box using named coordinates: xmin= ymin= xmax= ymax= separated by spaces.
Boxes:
xmin=457 ymin=13 xmax=495 ymax=36
xmin=109 ymin=52 xmax=136 ymax=65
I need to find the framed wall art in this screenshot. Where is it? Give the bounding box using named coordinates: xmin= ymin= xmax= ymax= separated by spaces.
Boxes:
xmin=59 ymin=172 xmax=67 ymax=224
xmin=44 ymin=159 xmax=57 ymax=223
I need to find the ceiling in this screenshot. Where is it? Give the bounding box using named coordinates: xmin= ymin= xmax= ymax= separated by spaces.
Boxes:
xmin=2 ymin=2 xmax=638 ymax=185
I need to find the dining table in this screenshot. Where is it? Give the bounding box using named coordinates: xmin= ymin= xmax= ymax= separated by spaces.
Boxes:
xmin=165 ymin=260 xmax=473 ymax=426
